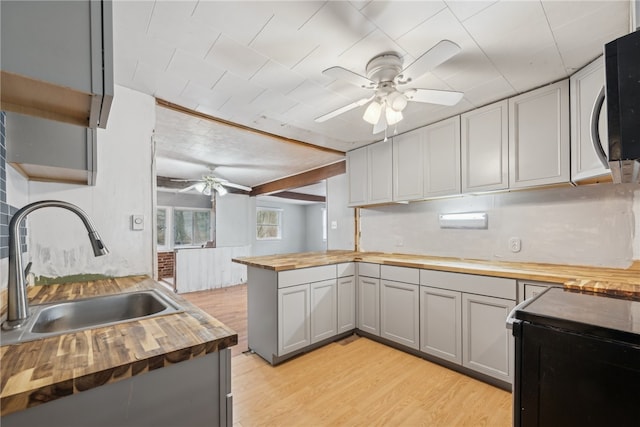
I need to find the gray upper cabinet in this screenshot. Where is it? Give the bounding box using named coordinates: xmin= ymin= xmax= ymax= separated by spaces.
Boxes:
xmin=461 ymin=100 xmax=509 ymax=193
xmin=367 ymin=139 xmax=393 ymax=205
xmin=0 ymin=0 xmax=113 ymax=129
xmin=508 ymin=80 xmax=570 ymax=188
xmin=6 ymin=112 xmax=97 ymax=185
xmin=393 ymin=128 xmax=424 ymax=202
xmin=347 ymin=147 xmax=368 ymax=206
xmin=423 ymin=116 xmax=461 ymax=198
xmin=570 ymin=57 xmax=610 ymax=184
xmin=348 ymin=140 xmax=393 ymax=207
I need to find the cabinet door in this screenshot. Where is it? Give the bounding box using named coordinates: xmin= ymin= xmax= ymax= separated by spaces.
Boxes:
xmin=423 ymin=116 xmax=461 ymax=197
xmin=509 ymin=80 xmax=570 ymax=188
xmin=278 ymin=283 xmax=310 ymax=356
xmin=347 ymin=147 xmax=367 ymax=206
xmin=570 ymin=57 xmax=610 ymax=183
xmin=461 ymin=100 xmax=509 ymax=192
xmin=310 ymin=279 xmax=337 ymax=344
xmin=462 ymin=293 xmax=515 ymax=383
xmin=357 ymin=276 xmax=380 ymax=336
xmin=368 ymin=139 xmax=393 ymax=204
xmin=380 ymin=280 xmax=419 ymax=349
xmin=420 ymin=286 xmax=462 ymax=364
xmin=393 ymin=129 xmax=423 ymax=201
xmin=337 ymin=276 xmax=356 ymax=333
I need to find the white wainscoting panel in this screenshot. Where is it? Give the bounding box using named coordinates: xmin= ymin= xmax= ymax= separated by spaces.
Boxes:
xmin=175 ymin=245 xmax=250 ymax=293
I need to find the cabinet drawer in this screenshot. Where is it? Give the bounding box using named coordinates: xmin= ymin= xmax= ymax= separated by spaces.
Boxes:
xmin=278 ymin=265 xmax=337 ymax=288
xmin=420 ymin=269 xmax=516 ymax=300
xmin=337 ymin=262 xmax=355 ymax=278
xmin=380 ymin=265 xmax=419 ymax=284
xmin=358 ymin=262 xmax=380 ymax=278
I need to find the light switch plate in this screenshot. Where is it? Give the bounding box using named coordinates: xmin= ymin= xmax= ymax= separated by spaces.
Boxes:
xmin=131 ymin=214 xmax=144 ymax=231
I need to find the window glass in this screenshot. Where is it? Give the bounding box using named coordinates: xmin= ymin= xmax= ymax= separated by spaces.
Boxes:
xmin=157 ymin=208 xmax=167 ymax=246
xmin=174 ymin=209 xmax=210 ymax=246
xmin=257 ymin=207 xmax=282 ymax=240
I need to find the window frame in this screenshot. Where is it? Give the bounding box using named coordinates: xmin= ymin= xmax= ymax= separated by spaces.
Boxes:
xmin=173 ymin=207 xmax=212 ymax=248
xmin=256 ymin=206 xmax=283 ymax=241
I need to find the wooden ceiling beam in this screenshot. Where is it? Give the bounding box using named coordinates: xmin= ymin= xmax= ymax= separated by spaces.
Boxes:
xmin=156 ymin=99 xmax=345 ymax=156
xmin=271 ymin=191 xmax=326 ymax=202
xmin=250 ymin=160 xmax=346 ymax=196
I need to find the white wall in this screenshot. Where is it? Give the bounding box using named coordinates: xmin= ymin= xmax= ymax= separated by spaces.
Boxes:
xmin=251 ymin=198 xmax=308 ymax=256
xmin=304 ymin=204 xmax=327 ymax=252
xmin=7 ymin=85 xmax=155 ymax=283
xmin=327 ymin=174 xmax=355 ymax=250
xmin=216 ymin=193 xmax=252 ymax=247
xmin=360 ymin=184 xmax=638 ymax=268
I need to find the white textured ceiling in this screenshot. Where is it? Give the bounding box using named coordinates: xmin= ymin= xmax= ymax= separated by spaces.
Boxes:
xmin=114 ymin=0 xmax=630 ymax=188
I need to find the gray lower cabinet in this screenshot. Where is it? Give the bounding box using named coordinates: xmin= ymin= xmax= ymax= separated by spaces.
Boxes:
xmin=420 ymin=286 xmax=462 ymax=364
xmin=3 ymin=350 xmax=232 ymax=427
xmin=380 ymin=280 xmax=419 ymax=349
xmin=357 ymin=276 xmax=380 ymax=336
xmin=310 ymin=279 xmax=337 ymax=344
xmin=278 ymin=283 xmax=311 ymax=355
xmin=461 ymin=293 xmax=515 ymax=383
xmin=337 ymin=275 xmax=356 ymax=333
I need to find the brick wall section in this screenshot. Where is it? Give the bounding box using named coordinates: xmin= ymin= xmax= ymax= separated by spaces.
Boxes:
xmin=157 ymin=251 xmax=175 ymax=278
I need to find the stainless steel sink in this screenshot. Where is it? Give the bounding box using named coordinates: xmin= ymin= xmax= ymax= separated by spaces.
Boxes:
xmin=1 ymin=290 xmax=182 ymax=345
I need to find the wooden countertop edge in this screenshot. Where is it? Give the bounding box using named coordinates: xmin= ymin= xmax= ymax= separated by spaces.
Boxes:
xmin=233 ymin=252 xmax=640 ymax=285
xmin=0 ymin=276 xmax=238 ymax=416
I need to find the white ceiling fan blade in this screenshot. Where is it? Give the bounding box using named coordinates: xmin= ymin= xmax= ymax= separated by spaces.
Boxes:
xmin=405 ymin=88 xmax=464 ymax=106
xmin=315 ymin=95 xmax=375 ymax=123
xmin=397 ymin=40 xmax=461 ymax=84
xmin=322 ymin=66 xmax=376 ymax=89
xmin=221 ymin=181 xmax=253 ymax=192
xmin=178 ymin=183 xmax=199 ymax=193
xmin=372 ymin=105 xmax=388 ymax=134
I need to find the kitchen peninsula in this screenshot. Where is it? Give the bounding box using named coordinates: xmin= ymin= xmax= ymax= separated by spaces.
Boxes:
xmin=0 ymin=276 xmax=237 ymax=427
xmin=234 ymin=250 xmax=640 ymax=388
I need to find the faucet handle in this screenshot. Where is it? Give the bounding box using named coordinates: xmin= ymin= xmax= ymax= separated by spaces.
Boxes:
xmin=24 ymin=262 xmax=32 ymax=283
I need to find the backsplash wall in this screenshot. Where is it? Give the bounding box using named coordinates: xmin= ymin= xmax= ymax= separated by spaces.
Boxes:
xmin=359 ymin=184 xmax=639 ymax=268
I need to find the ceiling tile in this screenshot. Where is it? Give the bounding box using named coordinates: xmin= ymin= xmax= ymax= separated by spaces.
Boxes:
xmin=444 ymin=0 xmax=497 ymax=22
xmin=360 ymin=0 xmax=447 ymax=40
xmin=462 ymin=76 xmax=515 ymax=107
xmin=250 ymin=60 xmax=307 ymax=95
xmin=297 ymin=1 xmax=376 ymax=55
xmin=249 ymin=89 xmax=299 ymax=116
xmin=191 ymin=1 xmax=274 ymax=46
xmin=112 ymin=1 xmax=154 ymax=34
xmin=212 ymin=72 xmax=265 ymax=104
xmin=114 ymin=30 xmax=175 ymax=71
xmin=153 ymin=74 xmax=191 ymax=104
xmin=205 ymin=35 xmax=269 ymax=80
xmin=167 ymin=49 xmax=226 ymax=89
xmin=544 ymin=1 xmax=629 ymax=72
xmin=147 ymin=13 xmax=220 ymax=59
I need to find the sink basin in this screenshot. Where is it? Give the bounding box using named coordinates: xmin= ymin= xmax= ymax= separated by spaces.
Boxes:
xmin=1 ymin=290 xmax=182 ymax=345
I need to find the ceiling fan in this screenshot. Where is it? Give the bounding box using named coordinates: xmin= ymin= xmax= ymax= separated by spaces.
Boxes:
xmin=315 ymin=40 xmax=464 ymax=135
xmin=174 ymin=168 xmax=252 ymax=196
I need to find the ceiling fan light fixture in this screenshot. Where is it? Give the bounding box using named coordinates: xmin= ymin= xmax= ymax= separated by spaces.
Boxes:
xmin=214 ymin=183 xmax=228 ymax=196
xmin=194 ymin=182 xmax=206 ymax=193
xmin=387 ymin=91 xmax=408 ymax=112
xmin=203 ymin=186 xmax=212 ymax=196
xmin=363 ymin=100 xmax=382 ymax=124
xmin=386 ymin=108 xmax=403 ymax=126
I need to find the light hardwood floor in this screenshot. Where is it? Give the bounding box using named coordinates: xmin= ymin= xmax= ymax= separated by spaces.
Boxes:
xmin=182 ymin=285 xmax=513 ymax=426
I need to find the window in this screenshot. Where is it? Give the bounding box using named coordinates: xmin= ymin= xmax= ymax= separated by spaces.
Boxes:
xmin=257 ymin=207 xmax=282 ymax=240
xmin=174 ymin=208 xmax=211 ymax=246
xmin=157 ymin=208 xmax=167 ymax=246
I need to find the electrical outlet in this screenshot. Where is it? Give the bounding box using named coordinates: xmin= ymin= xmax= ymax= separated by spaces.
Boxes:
xmin=509 ymin=237 xmax=521 ymax=253
xmin=331 ymin=220 xmax=338 ymax=230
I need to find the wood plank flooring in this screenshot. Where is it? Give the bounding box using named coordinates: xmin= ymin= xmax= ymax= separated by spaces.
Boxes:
xmin=182 ymin=285 xmax=512 ymax=426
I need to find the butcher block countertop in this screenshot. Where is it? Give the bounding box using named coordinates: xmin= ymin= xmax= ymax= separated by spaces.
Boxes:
xmin=233 ymin=251 xmax=640 ymax=297
xmin=0 ymin=276 xmax=237 ymax=416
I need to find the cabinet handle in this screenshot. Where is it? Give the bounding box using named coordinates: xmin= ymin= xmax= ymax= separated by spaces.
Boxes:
xmin=590 ymin=86 xmax=609 ymax=169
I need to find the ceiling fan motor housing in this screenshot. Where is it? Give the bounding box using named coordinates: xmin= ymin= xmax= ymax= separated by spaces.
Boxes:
xmin=365 ymin=53 xmax=403 ymax=85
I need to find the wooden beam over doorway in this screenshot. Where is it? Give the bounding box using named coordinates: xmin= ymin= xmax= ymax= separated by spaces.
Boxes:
xmin=250 ymin=160 xmax=346 ymax=196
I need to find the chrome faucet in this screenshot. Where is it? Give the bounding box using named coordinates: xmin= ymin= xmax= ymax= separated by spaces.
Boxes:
xmin=2 ymin=200 xmax=109 ymax=330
